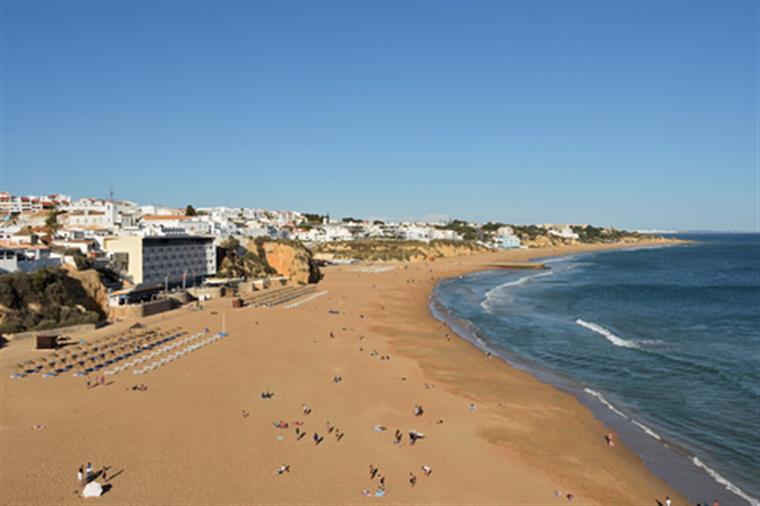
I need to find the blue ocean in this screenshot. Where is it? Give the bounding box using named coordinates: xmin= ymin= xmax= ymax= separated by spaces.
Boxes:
xmin=431 ymin=234 xmax=760 ymax=505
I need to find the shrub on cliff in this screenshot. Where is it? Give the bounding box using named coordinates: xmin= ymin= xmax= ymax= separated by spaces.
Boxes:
xmin=0 ymin=268 xmax=105 ymax=334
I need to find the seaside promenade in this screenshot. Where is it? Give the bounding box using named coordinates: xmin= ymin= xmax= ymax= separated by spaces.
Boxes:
xmin=0 ymin=242 xmax=687 ymax=505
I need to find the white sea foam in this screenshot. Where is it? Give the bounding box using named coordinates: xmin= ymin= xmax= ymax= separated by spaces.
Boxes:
xmin=575 ymin=319 xmax=640 ymax=349
xmin=692 ymin=456 xmax=760 ymax=506
xmin=584 ymin=386 xmax=758 ymax=505
xmin=584 ymin=388 xmax=663 ymax=440
xmin=584 ymin=388 xmax=630 ymax=420
xmin=584 ymin=387 xmax=759 ymax=505
xmin=481 ymin=270 xmax=554 ymax=311
xmin=630 ymin=419 xmax=662 ymax=441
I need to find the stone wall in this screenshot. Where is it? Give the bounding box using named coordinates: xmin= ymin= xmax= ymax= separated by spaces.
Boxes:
xmin=111 ymin=299 xmax=173 ymax=319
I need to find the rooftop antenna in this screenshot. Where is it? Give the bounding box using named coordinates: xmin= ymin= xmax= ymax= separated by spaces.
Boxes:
xmin=108 ymin=185 xmax=115 ymax=202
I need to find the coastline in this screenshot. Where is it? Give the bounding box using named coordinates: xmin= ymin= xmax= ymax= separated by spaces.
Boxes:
xmin=428 ymin=240 xmax=755 ymax=506
xmin=1 ymin=239 xmax=691 ymax=505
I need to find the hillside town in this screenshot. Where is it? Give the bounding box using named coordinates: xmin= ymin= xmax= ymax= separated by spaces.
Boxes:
xmin=0 ymin=191 xmax=527 ymax=276
xmin=0 ymin=191 xmax=652 ymax=334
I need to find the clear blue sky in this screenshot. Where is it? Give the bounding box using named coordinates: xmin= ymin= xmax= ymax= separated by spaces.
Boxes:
xmin=1 ymin=1 xmax=757 ymax=231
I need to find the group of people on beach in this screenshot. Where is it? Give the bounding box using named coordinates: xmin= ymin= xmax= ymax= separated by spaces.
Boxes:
xmin=364 ymin=465 xmax=387 ymax=497
xmin=76 ymin=461 xmax=108 ymax=488
xmin=85 ymin=375 xmax=107 ymax=389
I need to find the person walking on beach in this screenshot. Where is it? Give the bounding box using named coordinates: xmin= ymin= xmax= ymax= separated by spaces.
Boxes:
xmin=409 ymin=473 xmax=417 ymax=487
xmin=86 ymin=462 xmax=93 ymax=482
xmin=605 ymin=431 xmax=615 ymax=447
xmin=101 ymin=466 xmax=108 ymax=482
xmin=77 ymin=466 xmax=83 ymax=484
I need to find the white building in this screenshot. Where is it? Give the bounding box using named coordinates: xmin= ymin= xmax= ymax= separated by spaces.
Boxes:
xmin=0 ymin=192 xmax=69 ymax=215
xmin=548 ymin=225 xmax=579 ymax=240
xmin=402 ymin=225 xmax=430 ymax=242
xmin=0 ymin=242 xmax=62 ymax=273
xmin=429 ymin=229 xmax=461 ymax=241
xmin=63 ymin=208 xmax=116 ymax=229
xmin=494 ymin=226 xmax=521 ymax=248
xmin=495 ymin=235 xmax=521 ymax=249
xmin=102 ymin=235 xmax=216 ymax=287
xmin=140 ymin=215 xmax=212 ymax=236
xmin=137 ymin=205 xmax=181 ymax=217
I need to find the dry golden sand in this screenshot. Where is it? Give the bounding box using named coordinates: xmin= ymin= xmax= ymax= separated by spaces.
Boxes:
xmin=1 ymin=242 xmax=689 ymax=505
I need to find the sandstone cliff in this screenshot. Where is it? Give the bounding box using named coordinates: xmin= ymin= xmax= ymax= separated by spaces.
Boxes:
xmin=312 ymin=240 xmax=490 ymax=263
xmin=65 ymin=267 xmax=111 ymax=316
xmin=218 ymin=238 xmax=321 ymax=284
xmin=257 ymin=240 xmax=321 ymax=284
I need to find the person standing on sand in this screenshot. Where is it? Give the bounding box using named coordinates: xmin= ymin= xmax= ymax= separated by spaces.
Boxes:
xmin=101 ymin=467 xmax=108 ymax=481
xmin=86 ymin=462 xmax=92 ymax=481
xmin=605 ymin=432 xmax=615 ymax=447
xmin=409 ymin=473 xmax=417 ymax=487
xmin=77 ymin=466 xmax=83 ymax=484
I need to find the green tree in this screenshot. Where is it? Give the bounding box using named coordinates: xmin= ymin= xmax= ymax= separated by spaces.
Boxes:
xmin=185 ymin=205 xmax=197 ymax=216
xmin=45 ymin=209 xmax=61 ymax=235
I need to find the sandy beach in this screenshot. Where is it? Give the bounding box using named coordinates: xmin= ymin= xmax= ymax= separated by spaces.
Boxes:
xmin=1 ymin=241 xmax=689 ymax=505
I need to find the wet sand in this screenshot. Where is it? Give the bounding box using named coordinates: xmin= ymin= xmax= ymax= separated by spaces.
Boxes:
xmin=0 ymin=241 xmax=688 ymax=505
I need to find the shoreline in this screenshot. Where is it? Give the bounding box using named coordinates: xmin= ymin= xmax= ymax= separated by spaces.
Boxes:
xmin=1 ymin=239 xmax=696 ymax=505
xmin=427 ymin=242 xmax=755 ymax=506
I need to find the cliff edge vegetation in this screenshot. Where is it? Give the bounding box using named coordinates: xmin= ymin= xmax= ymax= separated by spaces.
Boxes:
xmin=0 ymin=268 xmax=107 ymax=334
xmin=312 ymin=239 xmax=490 ymax=262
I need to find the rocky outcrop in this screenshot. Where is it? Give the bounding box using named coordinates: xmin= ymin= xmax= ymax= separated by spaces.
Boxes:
xmin=312 ymin=240 xmax=490 ymax=263
xmin=256 ymin=240 xmax=321 ymax=284
xmin=0 ymin=267 xmax=106 ymax=334
xmin=219 ymin=238 xmax=321 ymax=284
xmin=65 ymin=267 xmax=110 ymax=316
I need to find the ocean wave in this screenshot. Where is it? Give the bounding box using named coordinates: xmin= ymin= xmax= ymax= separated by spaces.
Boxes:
xmin=631 ymin=419 xmax=662 ymax=441
xmin=575 ymin=319 xmax=640 ymax=349
xmin=584 ymin=387 xmax=758 ymax=506
xmin=480 ymin=270 xmax=554 ymax=311
xmin=692 ymin=456 xmax=760 ymax=506
xmin=583 ymin=388 xmax=630 ymax=420
xmin=584 ymin=388 xmax=661 ymax=439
